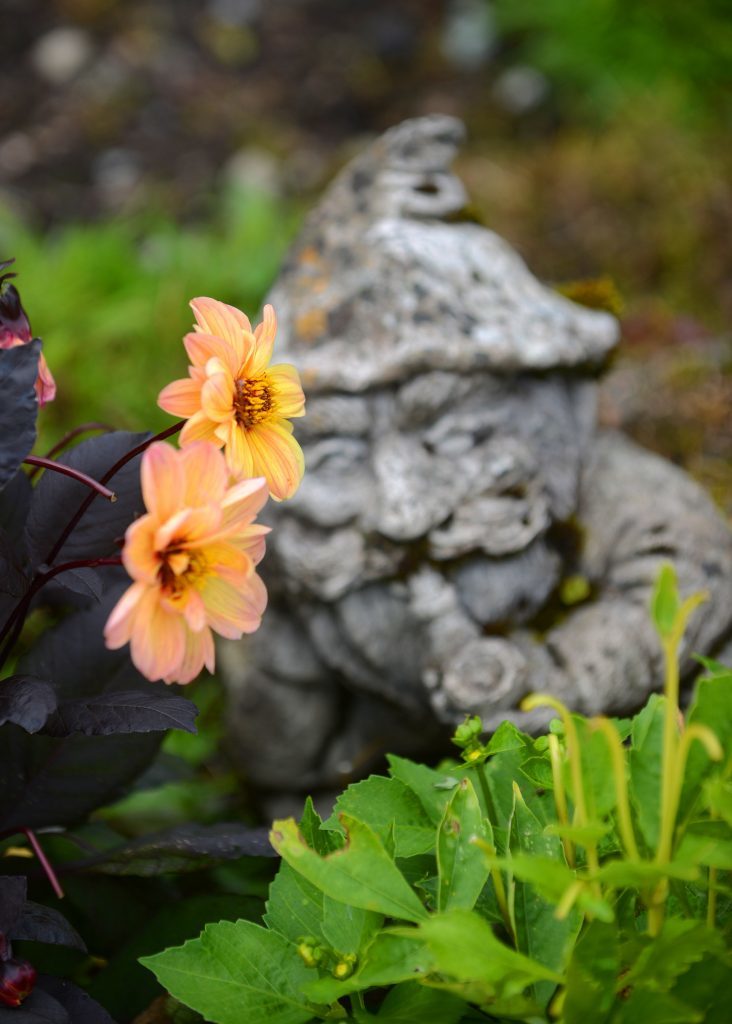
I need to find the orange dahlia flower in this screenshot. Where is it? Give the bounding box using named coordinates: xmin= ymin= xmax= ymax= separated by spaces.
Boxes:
xmin=158 ymin=298 xmax=305 ymax=501
xmin=104 ymin=441 xmax=269 ymax=684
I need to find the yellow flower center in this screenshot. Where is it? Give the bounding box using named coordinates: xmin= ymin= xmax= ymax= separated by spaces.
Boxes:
xmin=233 ymin=373 xmax=274 ymax=429
xmin=157 ymin=546 xmax=208 ymax=598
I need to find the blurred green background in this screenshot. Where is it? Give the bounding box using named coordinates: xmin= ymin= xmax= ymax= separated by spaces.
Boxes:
xmin=1 ymin=0 xmax=730 ymax=502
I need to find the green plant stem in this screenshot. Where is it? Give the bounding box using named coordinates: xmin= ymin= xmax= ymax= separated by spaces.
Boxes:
xmin=548 ymin=733 xmax=574 ymax=867
xmin=590 ymin=717 xmax=639 ymax=861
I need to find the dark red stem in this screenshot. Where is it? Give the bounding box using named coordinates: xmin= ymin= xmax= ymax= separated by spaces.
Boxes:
xmin=23 ymin=829 xmax=64 ymax=900
xmin=27 ymin=422 xmax=113 ymax=480
xmin=24 ymin=456 xmax=117 ymax=502
xmin=0 ymin=557 xmax=123 ymax=668
xmin=42 ymin=419 xmax=184 ymax=567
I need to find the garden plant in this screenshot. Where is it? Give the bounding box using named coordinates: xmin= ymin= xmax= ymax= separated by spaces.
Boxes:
xmin=0 ymin=258 xmax=730 ymax=1023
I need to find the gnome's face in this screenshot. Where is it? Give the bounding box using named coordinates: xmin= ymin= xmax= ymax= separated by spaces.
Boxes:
xmin=284 ymin=364 xmax=593 ymax=630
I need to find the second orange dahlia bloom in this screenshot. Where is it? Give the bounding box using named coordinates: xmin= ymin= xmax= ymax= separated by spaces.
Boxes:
xmin=158 ymin=298 xmax=305 ymax=501
xmin=104 ymin=441 xmax=269 ymax=685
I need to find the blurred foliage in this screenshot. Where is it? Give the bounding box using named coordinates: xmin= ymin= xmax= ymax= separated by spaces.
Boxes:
xmin=492 ymin=0 xmax=732 ymax=126
xmin=0 ymin=187 xmax=300 ymax=451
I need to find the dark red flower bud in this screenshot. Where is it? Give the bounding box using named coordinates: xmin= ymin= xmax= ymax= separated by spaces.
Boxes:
xmin=0 ymin=956 xmax=38 ymax=1007
xmin=0 ymin=257 xmax=56 ymax=405
xmin=0 ymin=259 xmax=32 ymax=345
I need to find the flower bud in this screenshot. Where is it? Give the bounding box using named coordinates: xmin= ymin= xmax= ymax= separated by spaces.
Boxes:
xmin=0 ymin=260 xmax=31 ymax=344
xmin=0 ymin=956 xmax=37 ymax=1007
xmin=0 ymin=258 xmax=56 ymax=405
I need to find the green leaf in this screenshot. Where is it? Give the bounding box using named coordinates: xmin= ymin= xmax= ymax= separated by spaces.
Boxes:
xmin=400 ymin=908 xmax=560 ymax=1007
xmin=485 ymin=721 xmax=529 ymax=756
xmin=508 ymin=789 xmax=582 ymax=1003
xmin=370 ymin=981 xmax=466 ymax=1023
xmin=651 ymin=563 xmax=680 ymax=639
xmin=519 ymin=755 xmax=555 ymax=791
xmin=595 ymin=858 xmax=698 ymax=886
xmin=270 ymin=816 xmax=429 ymax=923
xmin=299 ymin=796 xmax=342 ymax=855
xmin=623 ymin=919 xmax=725 ymax=994
xmin=321 ymin=896 xmax=382 ymax=956
xmin=629 ymin=695 xmax=666 ymax=852
xmin=264 ymin=861 xmax=325 ymax=945
xmin=436 ymin=777 xmax=490 ymax=912
xmin=387 ymin=755 xmax=455 ymax=825
xmin=562 ymin=920 xmax=619 ymax=1024
xmin=573 ymin=716 xmax=618 ymax=818
xmin=676 ymin=820 xmax=732 ymax=869
xmin=305 ymin=931 xmax=433 ymax=1002
xmin=324 ymin=776 xmax=435 ymax=858
xmin=140 ymin=919 xmax=317 ymax=1024
xmin=678 ymin=673 xmax=732 ymax=822
xmin=614 ymin=988 xmax=703 ymax=1023
xmin=88 ymin=894 xmax=262 ymax=1022
xmin=545 ymin=821 xmax=611 ymax=845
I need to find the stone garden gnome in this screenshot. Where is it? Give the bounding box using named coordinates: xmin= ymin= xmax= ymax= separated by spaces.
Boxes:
xmin=222 ymin=115 xmax=732 ymax=793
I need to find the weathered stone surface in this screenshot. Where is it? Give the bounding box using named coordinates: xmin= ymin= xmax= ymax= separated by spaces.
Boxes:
xmin=223 ymin=115 xmax=732 ymax=792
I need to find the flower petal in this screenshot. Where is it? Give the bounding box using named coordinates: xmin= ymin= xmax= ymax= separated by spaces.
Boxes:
xmin=141 ymin=442 xmax=184 ymax=522
xmin=224 ymin=422 xmax=256 ymax=480
xmin=180 ymin=411 xmax=220 ymax=446
xmin=248 ymin=420 xmax=305 ymax=500
xmin=201 ymin=372 xmax=235 ymax=424
xmin=36 ymin=350 xmax=56 ymax=407
xmin=104 ymin=581 xmax=147 ymax=649
xmin=267 ymin=364 xmax=306 ymax=418
xmin=166 ymin=625 xmax=215 ymax=684
xmin=154 ymin=505 xmax=222 ymax=552
xmin=129 ymin=588 xmax=187 ymax=682
xmin=247 ymin=304 xmax=277 ymax=376
xmin=122 ymin=514 xmax=160 ymax=583
xmin=201 ymin=574 xmax=267 ymax=638
xmin=180 ymin=441 xmax=229 ymax=506
xmin=183 ymin=330 xmax=245 ymax=377
xmin=220 ymin=476 xmax=269 ymax=531
xmin=158 ymin=376 xmax=203 ymax=417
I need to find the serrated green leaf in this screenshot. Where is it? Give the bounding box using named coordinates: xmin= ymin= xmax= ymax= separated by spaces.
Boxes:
xmin=140 ymin=919 xmax=317 ymax=1024
xmin=573 ymin=716 xmax=618 ymax=818
xmin=264 ymin=861 xmax=325 ymax=945
xmin=324 ymin=776 xmax=435 ymax=858
xmin=386 ymin=755 xmax=456 ymax=825
xmin=270 ymin=816 xmax=429 ymax=923
xmin=651 ymin=563 xmax=680 ymax=639
xmin=562 ymin=920 xmax=619 ymax=1024
xmin=669 ymin=948 xmax=732 ymax=1024
xmin=485 ymin=720 xmax=529 ymax=756
xmin=623 ymin=919 xmax=725 ymax=994
xmin=436 ymin=777 xmax=490 ymax=912
xmin=629 ymin=695 xmax=666 ymax=852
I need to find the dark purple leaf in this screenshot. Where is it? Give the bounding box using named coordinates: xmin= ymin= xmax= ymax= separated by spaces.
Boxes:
xmin=0 ymin=877 xmax=27 ymax=933
xmin=0 ymin=469 xmax=32 ymax=548
xmin=0 ymin=986 xmax=67 ymax=1023
xmin=10 ymin=904 xmax=86 ymax=953
xmin=0 ymin=341 xmax=39 ymax=490
xmin=0 ymin=677 xmax=56 ymax=733
xmin=25 ymin=431 xmax=149 ymax=568
xmin=41 ymin=690 xmax=197 ymax=738
xmin=40 ymin=567 xmax=102 ymax=604
xmin=34 ymin=977 xmax=116 ymax=1024
xmin=68 ymin=823 xmax=277 ymax=876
